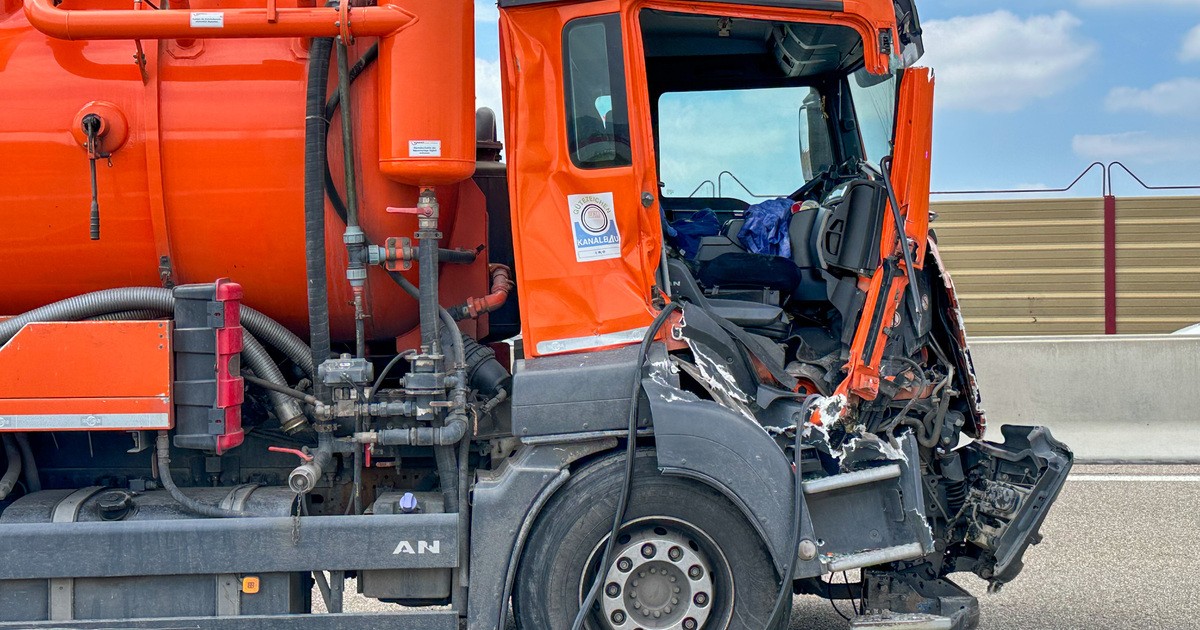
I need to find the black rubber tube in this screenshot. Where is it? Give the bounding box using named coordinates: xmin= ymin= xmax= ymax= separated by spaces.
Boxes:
xmin=155 ymin=432 xmax=252 ymax=518
xmin=304 ymin=36 xmax=335 ymax=377
xmin=571 ymin=301 xmax=681 ymax=630
xmin=0 ymin=435 xmax=20 ymax=500
xmin=13 ymin=434 xmax=39 ymax=493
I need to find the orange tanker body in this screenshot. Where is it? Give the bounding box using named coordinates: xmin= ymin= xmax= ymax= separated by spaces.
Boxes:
xmin=0 ymin=0 xmax=486 ymax=342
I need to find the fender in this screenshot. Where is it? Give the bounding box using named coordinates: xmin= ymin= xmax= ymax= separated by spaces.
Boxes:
xmin=643 ymin=374 xmax=798 ymax=575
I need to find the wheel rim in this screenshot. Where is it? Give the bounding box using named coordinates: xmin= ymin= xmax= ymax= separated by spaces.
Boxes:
xmin=581 ymin=517 xmax=733 ymax=630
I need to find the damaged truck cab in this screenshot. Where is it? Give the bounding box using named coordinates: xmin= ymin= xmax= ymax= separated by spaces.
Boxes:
xmin=501 ymin=0 xmax=1071 ymax=627
xmin=0 ymin=0 xmax=1069 ymax=628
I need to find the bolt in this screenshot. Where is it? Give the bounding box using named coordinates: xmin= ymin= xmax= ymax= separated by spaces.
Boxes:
xmin=671 ymin=597 xmax=679 ymax=605
xmin=684 ymin=618 xmax=698 ymax=630
xmin=673 ymin=586 xmax=680 ymax=594
xmin=653 ymin=611 xmax=661 ymax=618
xmin=611 ymin=610 xmax=626 ymax=624
xmin=694 ymin=592 xmax=708 ymax=606
xmin=641 ymin=543 xmax=656 ymax=558
xmin=618 ymin=558 xmax=633 ymax=572
xmin=606 ymin=583 xmax=621 ymax=598
xmin=798 ymin=539 xmax=818 ymax=561
xmin=641 ymin=608 xmax=650 ymax=617
xmin=669 ymin=546 xmax=684 ymax=561
xmin=688 ymin=565 xmax=703 ymax=579
xmin=664 ymin=606 xmax=673 ymax=614
xmin=633 ymin=601 xmax=641 ymax=609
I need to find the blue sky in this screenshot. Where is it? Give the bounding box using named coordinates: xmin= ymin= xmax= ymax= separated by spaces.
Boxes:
xmin=473 ymin=0 xmax=1200 ymax=198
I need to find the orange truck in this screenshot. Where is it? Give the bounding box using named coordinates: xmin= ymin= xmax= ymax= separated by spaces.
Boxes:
xmin=0 ymin=0 xmax=1071 ymax=628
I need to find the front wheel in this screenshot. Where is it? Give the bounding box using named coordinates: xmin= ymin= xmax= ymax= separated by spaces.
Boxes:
xmin=514 ymin=451 xmax=782 ymax=630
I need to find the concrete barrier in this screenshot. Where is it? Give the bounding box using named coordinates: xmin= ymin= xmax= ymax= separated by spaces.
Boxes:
xmin=969 ymin=334 xmax=1200 ymax=463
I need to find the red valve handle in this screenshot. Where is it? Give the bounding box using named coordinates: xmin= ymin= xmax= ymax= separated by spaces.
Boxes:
xmin=386 ymin=206 xmax=433 ymax=217
xmin=268 ymin=446 xmax=313 ymax=462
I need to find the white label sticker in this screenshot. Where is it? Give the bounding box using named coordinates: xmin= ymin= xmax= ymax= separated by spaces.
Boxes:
xmin=189 ymin=12 xmax=225 ymax=28
xmin=408 ymin=140 xmax=442 ymax=157
xmin=568 ymin=192 xmax=621 ymax=262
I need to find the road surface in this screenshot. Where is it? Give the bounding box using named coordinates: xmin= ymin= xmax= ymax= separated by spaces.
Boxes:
xmin=330 ymin=464 xmax=1200 ymax=629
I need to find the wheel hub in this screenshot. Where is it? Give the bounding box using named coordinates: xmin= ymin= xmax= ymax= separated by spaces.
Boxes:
xmin=599 ymin=527 xmax=714 ymax=630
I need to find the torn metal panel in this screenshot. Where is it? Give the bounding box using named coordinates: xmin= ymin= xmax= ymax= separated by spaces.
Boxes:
xmin=927 ymin=241 xmax=986 ymax=437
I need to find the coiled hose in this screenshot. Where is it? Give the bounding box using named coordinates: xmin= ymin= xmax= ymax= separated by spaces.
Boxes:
xmin=0 ymin=435 xmax=20 ymax=500
xmin=0 ymin=287 xmax=312 ymax=377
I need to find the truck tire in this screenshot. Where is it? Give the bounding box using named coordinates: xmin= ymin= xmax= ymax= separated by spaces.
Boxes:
xmin=514 ymin=451 xmax=782 ymax=630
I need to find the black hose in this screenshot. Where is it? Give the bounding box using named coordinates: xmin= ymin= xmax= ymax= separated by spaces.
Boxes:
xmin=767 ymin=395 xmax=821 ymax=630
xmin=13 ymin=434 xmax=39 ymax=493
xmin=0 ymin=435 xmax=21 ymax=500
xmin=572 ymin=301 xmax=681 ymax=630
xmin=0 ymin=288 xmax=312 ymax=379
xmin=243 ymin=374 xmax=320 ymax=406
xmin=304 ymin=36 xmax=335 ymax=377
xmin=89 ymin=310 xmax=165 ymax=321
xmin=155 ymin=432 xmax=251 ymax=518
xmin=0 ymin=287 xmax=174 ymax=344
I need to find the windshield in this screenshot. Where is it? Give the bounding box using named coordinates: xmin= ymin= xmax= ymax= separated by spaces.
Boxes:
xmin=657 ymin=86 xmax=826 ymax=203
xmin=847 ymin=67 xmax=898 ymax=167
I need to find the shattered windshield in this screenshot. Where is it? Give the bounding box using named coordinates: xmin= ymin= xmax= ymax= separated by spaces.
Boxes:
xmin=848 ymin=67 xmax=898 ymax=167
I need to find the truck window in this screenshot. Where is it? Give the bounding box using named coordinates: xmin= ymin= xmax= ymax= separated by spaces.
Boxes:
xmin=848 ymin=67 xmax=897 ymax=167
xmin=657 ymin=86 xmax=825 ymax=202
xmin=564 ymin=14 xmax=632 ymax=169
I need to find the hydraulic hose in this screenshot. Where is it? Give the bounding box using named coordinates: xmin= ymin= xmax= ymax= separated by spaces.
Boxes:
xmin=572 ymin=301 xmax=681 ymax=630
xmin=304 ymin=35 xmax=335 ymax=376
xmin=0 ymin=435 xmax=21 ymax=501
xmin=155 ymin=432 xmax=260 ymax=518
xmin=767 ymin=394 xmax=821 ymax=630
xmin=13 ymin=434 xmax=40 ymax=493
xmin=242 ymin=334 xmax=309 ymax=434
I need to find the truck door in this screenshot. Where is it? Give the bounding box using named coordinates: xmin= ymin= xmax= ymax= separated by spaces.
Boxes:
xmin=499 ymin=3 xmax=663 ymax=357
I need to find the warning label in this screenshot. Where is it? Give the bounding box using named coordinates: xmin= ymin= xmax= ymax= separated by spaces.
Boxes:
xmin=189 ymin=12 xmax=224 ymax=28
xmin=568 ymin=192 xmax=621 ymax=262
xmin=408 ymin=140 xmax=442 ymax=157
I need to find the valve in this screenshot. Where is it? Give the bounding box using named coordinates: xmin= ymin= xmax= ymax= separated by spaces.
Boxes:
xmin=81 ymin=113 xmax=113 ymax=241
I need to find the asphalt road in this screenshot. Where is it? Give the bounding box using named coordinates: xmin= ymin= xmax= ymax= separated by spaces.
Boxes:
xmin=332 ymin=464 xmax=1200 ymax=629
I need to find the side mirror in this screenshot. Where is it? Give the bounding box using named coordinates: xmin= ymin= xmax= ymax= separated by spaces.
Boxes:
xmin=798 ymin=92 xmax=835 ymax=181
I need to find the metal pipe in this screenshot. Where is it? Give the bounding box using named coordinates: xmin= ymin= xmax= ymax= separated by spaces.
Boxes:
xmin=353 ymin=412 xmax=467 ymax=447
xmin=23 ymin=0 xmax=414 ymax=41
xmin=242 ymin=334 xmax=310 ymax=434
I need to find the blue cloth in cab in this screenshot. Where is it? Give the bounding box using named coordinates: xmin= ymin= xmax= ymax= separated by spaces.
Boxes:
xmin=737 ymin=198 xmax=794 ymax=259
xmin=667 ymin=208 xmax=721 ymax=259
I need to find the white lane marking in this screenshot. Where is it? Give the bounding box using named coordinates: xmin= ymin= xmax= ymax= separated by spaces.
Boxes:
xmin=1069 ymin=475 xmax=1200 ymax=482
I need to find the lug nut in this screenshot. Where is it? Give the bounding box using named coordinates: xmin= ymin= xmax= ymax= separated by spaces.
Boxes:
xmin=606 ymin=582 xmax=621 ymax=598
xmin=688 ymin=565 xmax=703 ymax=579
xmin=641 ymin=543 xmax=656 ymax=558
xmin=669 ymin=546 xmax=683 ymax=561
xmin=683 ymin=618 xmax=698 ymax=630
xmin=694 ymin=592 xmax=708 ymax=606
xmin=611 ymin=610 xmax=626 ymax=624
xmin=618 ymin=558 xmax=633 ymax=572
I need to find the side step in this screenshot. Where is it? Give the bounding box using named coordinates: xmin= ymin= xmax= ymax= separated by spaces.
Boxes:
xmin=851 ymin=612 xmax=954 ymax=630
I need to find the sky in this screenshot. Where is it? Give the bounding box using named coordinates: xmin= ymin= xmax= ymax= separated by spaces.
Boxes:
xmin=473 ymin=0 xmax=1200 ymax=199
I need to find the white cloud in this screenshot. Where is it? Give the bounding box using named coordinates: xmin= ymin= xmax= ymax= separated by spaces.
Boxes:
xmin=1077 ymin=0 xmax=1200 ymax=6
xmin=1105 ymin=78 xmax=1200 ymax=116
xmin=920 ymin=11 xmax=1095 ymax=113
xmin=1072 ymin=132 xmax=1194 ymax=163
xmin=1182 ymin=25 xmax=1200 ymax=61
xmin=475 ymin=57 xmax=504 ymax=142
xmin=475 ymin=0 xmax=499 ymax=23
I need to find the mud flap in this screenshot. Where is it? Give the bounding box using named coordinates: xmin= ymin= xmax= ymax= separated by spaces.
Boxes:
xmin=959 ymin=425 xmax=1073 ymax=586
